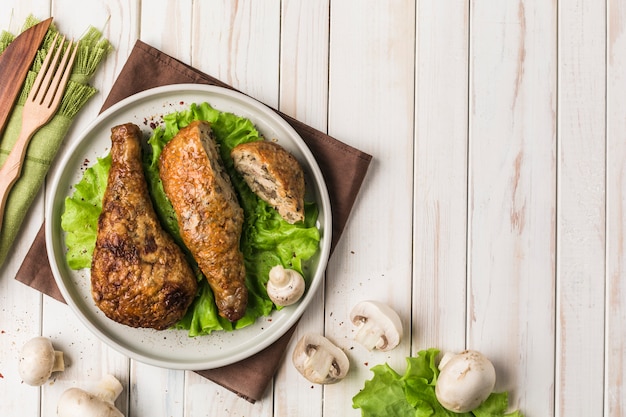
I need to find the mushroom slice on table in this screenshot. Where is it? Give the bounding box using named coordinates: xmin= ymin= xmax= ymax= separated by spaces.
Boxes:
xmin=349 ymin=300 xmax=403 ymax=351
xmin=292 ymin=333 xmax=349 ymax=384
xmin=18 ymin=336 xmax=65 ymax=386
xmin=435 ymin=350 xmax=496 ymax=413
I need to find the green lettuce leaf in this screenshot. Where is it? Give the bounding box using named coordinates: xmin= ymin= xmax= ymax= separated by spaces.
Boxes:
xmin=61 ymin=102 xmax=321 ymax=336
xmin=61 ymin=154 xmax=111 ymax=269
xmin=352 ymin=349 xmax=524 ymax=417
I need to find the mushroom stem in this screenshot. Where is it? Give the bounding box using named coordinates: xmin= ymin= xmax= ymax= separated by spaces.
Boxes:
xmin=52 ymin=351 xmax=65 ymax=372
xmin=94 ymin=374 xmax=124 ymax=403
xmin=292 ymin=333 xmax=350 ymax=384
xmin=304 ymin=346 xmax=336 ymax=382
xmin=353 ymin=319 xmax=388 ymax=350
xmin=57 ymin=375 xmax=125 ymax=417
xmin=270 ymin=265 xmax=290 ymax=286
xmin=437 ymin=351 xmax=455 ymax=371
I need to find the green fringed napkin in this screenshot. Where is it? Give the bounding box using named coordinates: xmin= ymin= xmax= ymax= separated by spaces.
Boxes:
xmin=0 ymin=16 xmax=112 ymax=267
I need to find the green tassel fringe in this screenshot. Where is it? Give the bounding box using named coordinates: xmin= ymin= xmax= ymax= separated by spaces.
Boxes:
xmin=17 ymin=71 xmax=98 ymax=119
xmin=16 ymin=72 xmax=35 ymax=104
xmin=25 ymin=16 xmax=113 ymax=81
xmin=58 ymin=81 xmax=98 ymax=119
xmin=0 ymin=30 xmax=15 ymax=54
xmin=0 ymin=16 xmax=111 ymax=269
xmin=74 ymin=26 xmax=114 ymax=80
xmin=6 ymin=15 xmax=113 ymax=118
xmin=21 ymin=15 xmax=47 ymax=32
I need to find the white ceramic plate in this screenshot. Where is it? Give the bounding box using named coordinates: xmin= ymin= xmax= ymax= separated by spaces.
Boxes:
xmin=46 ymin=84 xmax=332 ymax=370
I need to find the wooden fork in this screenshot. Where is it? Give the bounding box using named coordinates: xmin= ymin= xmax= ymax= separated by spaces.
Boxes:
xmin=0 ymin=33 xmax=79 ymax=234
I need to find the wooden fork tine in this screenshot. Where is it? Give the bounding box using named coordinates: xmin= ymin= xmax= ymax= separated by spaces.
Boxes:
xmin=50 ymin=41 xmax=78 ymax=107
xmin=38 ymin=35 xmax=66 ymax=106
xmin=0 ymin=34 xmax=80 ymax=234
xmin=44 ymin=39 xmax=78 ymax=109
xmin=29 ymin=33 xmax=62 ymax=104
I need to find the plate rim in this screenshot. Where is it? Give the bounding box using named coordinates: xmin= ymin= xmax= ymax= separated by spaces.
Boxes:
xmin=45 ymin=83 xmax=332 ymax=370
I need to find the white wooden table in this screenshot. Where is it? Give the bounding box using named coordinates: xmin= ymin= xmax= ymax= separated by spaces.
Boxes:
xmin=1 ymin=1 xmax=624 ymax=416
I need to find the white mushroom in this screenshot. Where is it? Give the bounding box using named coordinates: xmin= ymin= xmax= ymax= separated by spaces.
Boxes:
xmin=349 ymin=300 xmax=403 ymax=351
xmin=292 ymin=333 xmax=349 ymax=384
xmin=435 ymin=350 xmax=496 ymax=413
xmin=18 ymin=336 xmax=65 ymax=386
xmin=57 ymin=374 xmax=124 ymax=417
xmin=266 ymin=265 xmax=306 ymax=306
xmin=438 ymin=351 xmax=456 ymax=370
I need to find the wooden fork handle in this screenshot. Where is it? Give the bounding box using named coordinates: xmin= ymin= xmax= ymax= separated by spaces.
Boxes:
xmin=0 ymin=127 xmax=37 ymax=234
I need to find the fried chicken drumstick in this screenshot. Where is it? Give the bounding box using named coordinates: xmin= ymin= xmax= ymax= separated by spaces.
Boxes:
xmin=91 ymin=123 xmax=198 ymax=330
xmin=159 ymin=121 xmax=248 ymax=322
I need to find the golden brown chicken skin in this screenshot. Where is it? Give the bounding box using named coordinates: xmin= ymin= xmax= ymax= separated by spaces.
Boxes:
xmin=158 ymin=121 xmax=248 ymax=322
xmin=91 ymin=123 xmax=198 ymax=330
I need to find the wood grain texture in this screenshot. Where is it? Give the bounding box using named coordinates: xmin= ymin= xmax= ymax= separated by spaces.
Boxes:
xmin=469 ymin=0 xmax=556 ymax=413
xmin=324 ymin=0 xmax=416 ymax=415
xmin=140 ymin=0 xmax=192 ymax=64
xmin=191 ymin=0 xmax=281 ymax=108
xmin=0 ymin=3 xmax=50 ymax=417
xmin=273 ymin=1 xmax=329 ymax=416
xmin=557 ymin=0 xmax=607 ymax=416
xmin=0 ymin=17 xmax=51 ymax=137
xmin=414 ymin=0 xmax=469 ymax=357
xmin=278 ymin=0 xmax=330 ymax=132
xmin=1 ymin=0 xmax=624 ymax=416
xmin=607 ymin=0 xmax=626 ymax=416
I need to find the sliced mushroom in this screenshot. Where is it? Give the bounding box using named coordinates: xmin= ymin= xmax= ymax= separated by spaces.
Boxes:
xmin=292 ymin=333 xmax=349 ymax=384
xmin=435 ymin=350 xmax=496 ymax=413
xmin=18 ymin=336 xmax=65 ymax=386
xmin=349 ymin=300 xmax=403 ymax=351
xmin=266 ymin=265 xmax=306 ymax=306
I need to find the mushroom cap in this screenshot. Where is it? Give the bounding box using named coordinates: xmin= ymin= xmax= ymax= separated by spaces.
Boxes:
xmin=57 ymin=387 xmax=124 ymax=417
xmin=292 ymin=333 xmax=350 ymax=384
xmin=349 ymin=300 xmax=403 ymax=351
xmin=435 ymin=350 xmax=496 ymax=413
xmin=266 ymin=265 xmax=306 ymax=306
xmin=18 ymin=336 xmax=64 ymax=386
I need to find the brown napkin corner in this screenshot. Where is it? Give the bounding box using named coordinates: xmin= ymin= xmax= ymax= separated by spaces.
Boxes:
xmin=15 ymin=40 xmax=371 ymax=403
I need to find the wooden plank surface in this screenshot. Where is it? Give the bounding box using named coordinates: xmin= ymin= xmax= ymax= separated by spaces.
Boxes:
xmin=469 ymin=2 xmax=558 ymax=414
xmin=0 ymin=1 xmax=623 ymax=416
xmin=607 ymin=0 xmax=626 ymax=415
xmin=557 ymin=0 xmax=607 ymax=415
xmin=273 ymin=1 xmax=329 ymax=416
xmin=323 ymin=0 xmax=416 ymax=414
xmin=414 ymin=0 xmax=469 ymax=357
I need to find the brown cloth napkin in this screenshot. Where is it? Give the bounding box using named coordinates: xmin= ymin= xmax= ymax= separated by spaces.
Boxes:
xmin=15 ymin=40 xmax=371 ymax=403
